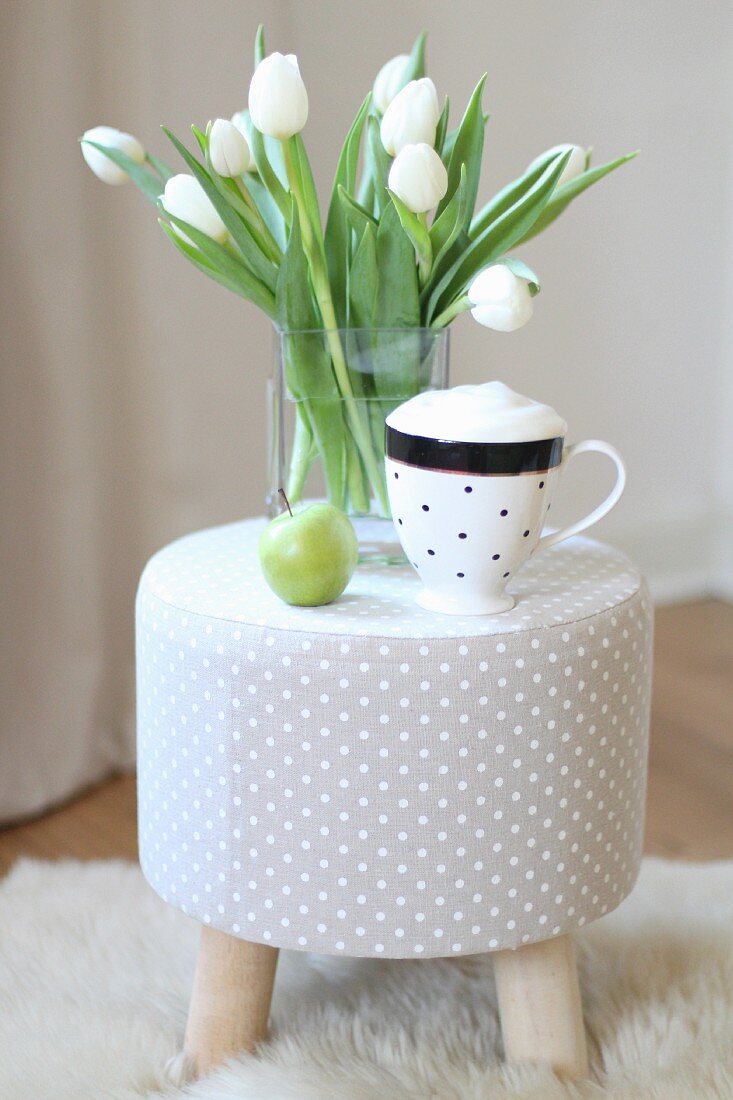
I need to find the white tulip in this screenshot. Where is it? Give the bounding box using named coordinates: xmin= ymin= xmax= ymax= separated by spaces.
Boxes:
xmin=249 ymin=52 xmax=308 ymax=140
xmin=527 ymin=143 xmax=586 ymax=188
xmin=388 ymin=143 xmax=448 ymax=214
xmin=81 ymin=125 xmax=145 ymax=185
xmin=209 ymin=118 xmax=252 ymax=177
xmin=380 ymin=77 xmax=440 ymax=156
xmin=468 ymin=265 xmax=534 ymax=332
xmin=373 ymin=53 xmax=411 ymax=113
xmin=161 ymin=174 xmax=228 ymax=244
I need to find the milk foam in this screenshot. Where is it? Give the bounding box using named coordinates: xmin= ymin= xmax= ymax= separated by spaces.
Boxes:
xmin=386 ymin=381 xmax=567 ymax=443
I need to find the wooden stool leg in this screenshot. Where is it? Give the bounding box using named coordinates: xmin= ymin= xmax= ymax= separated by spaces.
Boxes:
xmin=184 ymin=927 xmax=279 ymax=1079
xmin=493 ymin=934 xmax=588 ymax=1080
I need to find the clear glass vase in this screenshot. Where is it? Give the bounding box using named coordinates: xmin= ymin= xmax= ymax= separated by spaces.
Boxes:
xmin=268 ymin=327 xmax=450 ymax=520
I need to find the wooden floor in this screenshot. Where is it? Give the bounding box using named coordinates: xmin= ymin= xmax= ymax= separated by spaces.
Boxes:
xmin=0 ymin=600 xmax=731 ymax=877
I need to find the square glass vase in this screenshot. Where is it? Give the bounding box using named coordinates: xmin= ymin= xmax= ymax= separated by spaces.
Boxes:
xmin=268 ymin=327 xmax=450 ymax=522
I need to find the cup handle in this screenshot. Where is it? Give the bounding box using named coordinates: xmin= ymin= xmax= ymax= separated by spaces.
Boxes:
xmin=535 ymin=439 xmax=626 ymax=553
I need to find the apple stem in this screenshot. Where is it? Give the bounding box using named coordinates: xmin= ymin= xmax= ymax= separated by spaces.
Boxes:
xmin=279 ymin=488 xmax=294 ymax=517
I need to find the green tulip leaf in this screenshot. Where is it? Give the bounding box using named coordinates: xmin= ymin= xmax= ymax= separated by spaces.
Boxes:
xmin=324 ymin=93 xmax=372 ymax=325
xmin=290 ymin=135 xmax=324 ymax=239
xmin=516 ymin=151 xmax=639 ymax=244
xmin=357 ymin=172 xmax=376 ymax=215
xmin=434 ymin=75 xmax=487 ymax=224
xmin=158 ymin=210 xmax=276 ymax=317
xmin=387 ymin=191 xmax=431 ymax=275
xmin=162 ymin=127 xmax=278 ymax=292
xmin=470 ymin=147 xmax=569 ymax=239
xmin=401 ymin=31 xmax=427 ymax=85
xmin=429 ymin=162 xmax=468 ymax=260
xmin=373 ymin=205 xmax=420 ymax=402
xmin=441 ymin=128 xmax=458 ymax=166
xmin=375 ymin=202 xmax=420 ymax=334
xmin=366 ymin=114 xmax=393 ymax=217
xmin=426 ymin=149 xmax=571 ymax=320
xmin=434 ymin=97 xmax=450 ymax=156
xmin=80 ymin=140 xmax=163 ymax=204
xmin=254 ymin=24 xmax=266 ymax=67
xmin=338 ymin=186 xmax=378 ymax=234
xmin=158 ymin=219 xmax=258 ymax=300
xmin=145 ymin=152 xmax=174 ymax=181
xmin=349 ymin=224 xmax=379 ymax=328
xmin=329 ymin=94 xmax=372 ymax=202
xmin=276 ymin=202 xmax=318 ymax=332
xmin=191 ymin=124 xmax=207 ymax=156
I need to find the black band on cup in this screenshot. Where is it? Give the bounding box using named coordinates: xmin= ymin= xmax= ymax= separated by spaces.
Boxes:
xmin=385 ymin=426 xmax=564 ymax=475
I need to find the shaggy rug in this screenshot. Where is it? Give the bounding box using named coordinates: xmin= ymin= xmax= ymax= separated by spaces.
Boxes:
xmin=0 ymin=859 xmax=731 ymax=1100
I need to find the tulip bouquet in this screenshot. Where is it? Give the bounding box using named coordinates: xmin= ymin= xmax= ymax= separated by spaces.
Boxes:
xmin=81 ymin=27 xmax=635 ymax=517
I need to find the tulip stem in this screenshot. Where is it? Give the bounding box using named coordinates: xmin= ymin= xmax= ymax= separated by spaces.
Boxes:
xmin=431 ymin=294 xmax=472 ymax=329
xmin=282 ymin=139 xmax=390 ymax=515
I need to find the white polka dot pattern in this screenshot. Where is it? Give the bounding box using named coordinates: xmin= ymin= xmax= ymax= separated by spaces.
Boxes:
xmin=140 ymin=517 xmax=642 ymax=639
xmin=136 ymin=520 xmax=652 ymax=957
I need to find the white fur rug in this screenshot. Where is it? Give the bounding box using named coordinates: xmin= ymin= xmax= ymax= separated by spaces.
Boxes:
xmin=0 ymin=859 xmax=732 ymax=1099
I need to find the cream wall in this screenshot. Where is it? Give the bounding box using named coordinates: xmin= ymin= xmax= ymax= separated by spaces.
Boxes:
xmin=285 ymin=0 xmax=731 ymax=600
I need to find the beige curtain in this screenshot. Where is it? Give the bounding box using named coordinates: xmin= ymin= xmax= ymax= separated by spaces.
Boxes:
xmin=0 ymin=2 xmax=277 ymax=822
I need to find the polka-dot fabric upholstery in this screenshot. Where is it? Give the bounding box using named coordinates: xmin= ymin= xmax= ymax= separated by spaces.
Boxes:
xmin=136 ymin=519 xmax=652 ymax=958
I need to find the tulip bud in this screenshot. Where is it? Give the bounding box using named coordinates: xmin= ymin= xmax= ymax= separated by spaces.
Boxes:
xmin=380 ymin=77 xmax=440 ymax=156
xmin=467 ymin=265 xmax=534 ymax=332
xmin=527 ymin=144 xmax=586 ymax=188
xmin=209 ymin=118 xmax=252 ymax=177
xmin=161 ymin=174 xmax=228 ymax=244
xmin=249 ymin=52 xmax=309 ymax=140
xmin=388 ymin=143 xmax=448 ymax=215
xmin=372 ymin=53 xmax=411 ymax=114
xmin=81 ymin=125 xmax=145 ymax=185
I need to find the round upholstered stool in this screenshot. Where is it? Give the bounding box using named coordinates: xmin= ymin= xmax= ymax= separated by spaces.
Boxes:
xmin=136 ymin=517 xmax=652 ymax=1079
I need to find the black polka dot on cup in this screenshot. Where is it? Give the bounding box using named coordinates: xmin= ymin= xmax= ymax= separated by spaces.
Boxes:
xmin=500 ymin=509 xmax=508 ymax=517
xmin=422 ymin=505 xmax=429 ymax=512
xmin=492 ymin=554 xmax=500 ymax=561
xmin=427 ymin=549 xmax=435 ymax=556
xmin=458 ymin=532 xmax=467 ymax=540
xmin=464 ymin=486 xmax=472 ymax=493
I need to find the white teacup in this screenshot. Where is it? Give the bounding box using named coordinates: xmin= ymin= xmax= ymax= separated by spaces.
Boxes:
xmin=385 ymin=382 xmax=625 ymax=615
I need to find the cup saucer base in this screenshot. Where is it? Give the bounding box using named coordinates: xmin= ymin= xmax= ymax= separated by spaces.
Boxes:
xmin=415 ymin=588 xmax=516 ymax=617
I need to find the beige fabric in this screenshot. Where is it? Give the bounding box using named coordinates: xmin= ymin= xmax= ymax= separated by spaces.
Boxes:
xmin=137 ymin=521 xmax=652 ymax=956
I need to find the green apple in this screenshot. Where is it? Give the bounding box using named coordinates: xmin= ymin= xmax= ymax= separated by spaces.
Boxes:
xmin=259 ymin=498 xmax=358 ymax=607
